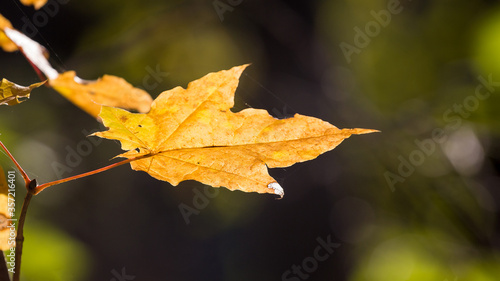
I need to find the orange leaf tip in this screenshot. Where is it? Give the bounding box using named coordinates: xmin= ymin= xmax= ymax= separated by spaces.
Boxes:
xmin=268 ymin=182 xmax=284 ymax=198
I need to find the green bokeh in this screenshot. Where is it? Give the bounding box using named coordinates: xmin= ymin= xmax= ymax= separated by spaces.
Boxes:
xmin=20 ymin=222 xmax=92 ymax=281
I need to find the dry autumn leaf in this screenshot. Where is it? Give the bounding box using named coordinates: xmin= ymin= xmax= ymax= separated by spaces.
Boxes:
xmin=0 ymin=14 xmax=17 ymax=52
xmin=20 ymin=0 xmax=48 ymax=10
xmin=0 ymin=166 xmax=14 ymax=251
xmin=0 ymin=78 xmax=45 ymax=106
xmin=49 ymin=71 xmax=153 ymax=119
xmin=95 ymin=65 xmax=377 ymax=197
xmin=1 ymin=24 xmax=153 ymax=118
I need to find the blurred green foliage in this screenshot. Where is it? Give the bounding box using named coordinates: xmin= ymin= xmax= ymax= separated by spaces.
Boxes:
xmin=22 ymin=222 xmax=91 ymax=281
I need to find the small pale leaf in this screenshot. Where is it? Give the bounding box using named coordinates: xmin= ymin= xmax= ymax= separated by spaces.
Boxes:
xmin=2 ymin=28 xmax=58 ymax=79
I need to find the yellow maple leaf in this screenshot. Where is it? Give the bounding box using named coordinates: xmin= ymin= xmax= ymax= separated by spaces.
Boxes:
xmin=20 ymin=0 xmax=48 ymax=10
xmin=0 ymin=166 xmax=14 ymax=251
xmin=0 ymin=14 xmax=17 ymax=52
xmin=49 ymin=71 xmax=153 ymax=119
xmin=0 ymin=78 xmax=45 ymax=106
xmin=95 ymin=65 xmax=377 ymax=197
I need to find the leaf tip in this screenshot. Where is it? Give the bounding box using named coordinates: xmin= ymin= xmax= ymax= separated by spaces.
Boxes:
xmin=347 ymin=128 xmax=380 ymax=135
xmin=268 ymin=182 xmax=284 ymax=198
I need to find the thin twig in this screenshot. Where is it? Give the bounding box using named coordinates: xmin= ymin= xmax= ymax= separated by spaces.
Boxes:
xmin=0 ymin=141 xmax=31 ymax=185
xmin=13 ymin=180 xmax=35 ymax=281
xmin=33 ymin=156 xmax=142 ymax=195
xmin=1 ymin=140 xmax=144 ymax=280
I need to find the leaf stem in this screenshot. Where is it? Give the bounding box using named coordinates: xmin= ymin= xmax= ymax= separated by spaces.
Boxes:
xmin=33 ymin=156 xmax=142 ymax=195
xmin=0 ymin=141 xmax=31 ymax=186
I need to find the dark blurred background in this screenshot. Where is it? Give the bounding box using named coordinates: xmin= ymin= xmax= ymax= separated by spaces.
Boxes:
xmin=1 ymin=0 xmax=500 ymax=280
